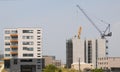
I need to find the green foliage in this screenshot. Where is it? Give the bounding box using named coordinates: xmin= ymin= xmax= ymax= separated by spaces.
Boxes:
xmin=43 ymin=64 xmax=58 ymax=72
xmin=43 ymin=65 xmax=79 ymax=72
xmin=91 ymin=68 xmax=104 ymax=72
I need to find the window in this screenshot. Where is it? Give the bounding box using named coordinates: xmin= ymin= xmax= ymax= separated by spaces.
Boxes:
xmin=37 ymin=59 xmax=41 ymax=63
xmin=23 ymin=54 xmax=33 ymax=57
xmin=5 ymin=42 xmax=10 ymax=45
xmin=5 ymin=54 xmax=10 ymax=57
xmin=37 ymin=30 xmax=41 ymax=31
xmin=37 ymin=38 xmax=41 ymax=40
xmin=11 ymin=36 xmax=18 ymax=40
xmin=5 ymin=36 xmax=10 ymax=40
xmin=5 ymin=30 xmax=10 ymax=34
xmin=23 ymin=30 xmax=33 ymax=33
xmin=23 ymin=47 xmax=33 ymax=51
xmin=37 ymin=36 xmax=40 ymax=37
xmin=11 ymin=42 xmax=18 ymax=46
xmin=11 ymin=48 xmax=17 ymax=51
xmin=37 ymin=41 xmax=41 ymax=43
xmin=37 ymin=47 xmax=41 ymax=49
xmin=22 ymin=36 xmax=33 ymax=39
xmin=37 ymin=65 xmax=41 ymax=69
xmin=37 ymin=53 xmax=40 ymax=55
xmin=37 ymin=50 xmax=40 ymax=51
xmin=23 ymin=42 xmax=34 ymax=45
xmin=5 ymin=48 xmax=10 ymax=51
xmin=37 ymin=32 xmax=41 ymax=34
xmin=88 ymin=40 xmax=92 ymax=63
xmin=14 ymin=59 xmax=17 ymax=64
xmin=11 ymin=30 xmax=17 ymax=34
xmin=21 ymin=59 xmax=32 ymax=62
xmin=37 ymin=56 xmax=41 ymax=57
xmin=37 ymin=44 xmax=41 ymax=45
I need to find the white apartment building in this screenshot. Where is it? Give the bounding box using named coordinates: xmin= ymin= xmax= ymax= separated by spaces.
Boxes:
xmin=72 ymin=37 xmax=107 ymax=68
xmin=4 ymin=28 xmax=42 ymax=72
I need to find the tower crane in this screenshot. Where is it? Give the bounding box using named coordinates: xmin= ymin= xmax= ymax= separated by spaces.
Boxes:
xmin=78 ymin=26 xmax=82 ymax=39
xmin=76 ymin=5 xmax=112 ymax=39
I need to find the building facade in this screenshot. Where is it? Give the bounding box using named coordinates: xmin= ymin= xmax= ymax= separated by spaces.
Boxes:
xmin=66 ymin=39 xmax=73 ymax=68
xmin=4 ymin=28 xmax=42 ymax=72
xmin=66 ymin=37 xmax=107 ymax=68
xmin=98 ymin=57 xmax=120 ymax=72
xmin=73 ymin=37 xmax=107 ymax=68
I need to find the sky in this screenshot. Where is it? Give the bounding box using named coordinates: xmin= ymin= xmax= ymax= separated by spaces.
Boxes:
xmin=0 ymin=0 xmax=120 ymax=63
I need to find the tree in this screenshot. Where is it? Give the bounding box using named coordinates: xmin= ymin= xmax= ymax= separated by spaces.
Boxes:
xmin=43 ymin=64 xmax=59 ymax=72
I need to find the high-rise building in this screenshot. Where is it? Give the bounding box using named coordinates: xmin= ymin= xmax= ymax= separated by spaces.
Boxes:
xmin=4 ymin=28 xmax=42 ymax=72
xmin=66 ymin=36 xmax=107 ymax=68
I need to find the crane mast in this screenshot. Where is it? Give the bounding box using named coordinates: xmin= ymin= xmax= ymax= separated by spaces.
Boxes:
xmin=76 ymin=5 xmax=112 ymax=39
xmin=78 ymin=26 xmax=82 ymax=39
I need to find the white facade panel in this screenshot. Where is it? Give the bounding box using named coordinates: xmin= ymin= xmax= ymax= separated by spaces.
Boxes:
xmin=72 ymin=37 xmax=106 ymax=68
xmin=72 ymin=38 xmax=85 ymax=63
xmin=4 ymin=28 xmax=42 ymax=59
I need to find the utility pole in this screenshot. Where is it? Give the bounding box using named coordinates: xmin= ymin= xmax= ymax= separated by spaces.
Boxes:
xmin=78 ymin=58 xmax=80 ymax=72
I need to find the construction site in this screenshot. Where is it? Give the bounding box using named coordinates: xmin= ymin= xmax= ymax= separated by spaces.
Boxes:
xmin=66 ymin=5 xmax=120 ymax=72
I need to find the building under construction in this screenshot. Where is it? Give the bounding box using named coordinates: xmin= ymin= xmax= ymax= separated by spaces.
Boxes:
xmin=66 ymin=37 xmax=108 ymax=69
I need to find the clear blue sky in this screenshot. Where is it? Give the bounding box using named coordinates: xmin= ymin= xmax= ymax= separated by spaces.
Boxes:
xmin=0 ymin=0 xmax=120 ymax=63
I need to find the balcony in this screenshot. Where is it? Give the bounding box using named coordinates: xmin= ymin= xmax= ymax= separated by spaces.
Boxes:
xmin=10 ymin=46 xmax=18 ymax=48
xmin=10 ymin=40 xmax=18 ymax=43
xmin=10 ymin=52 xmax=18 ymax=55
xmin=10 ymin=34 xmax=18 ymax=37
xmin=3 ymin=58 xmax=10 ymax=60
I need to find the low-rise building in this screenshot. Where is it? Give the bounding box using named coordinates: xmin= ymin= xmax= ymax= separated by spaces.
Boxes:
xmin=97 ymin=57 xmax=120 ymax=72
xmin=43 ymin=55 xmax=61 ymax=67
xmin=71 ymin=62 xmax=94 ymax=71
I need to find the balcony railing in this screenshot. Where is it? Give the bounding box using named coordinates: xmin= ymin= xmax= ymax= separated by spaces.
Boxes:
xmin=10 ymin=40 xmax=18 ymax=43
xmin=10 ymin=46 xmax=18 ymax=48
xmin=10 ymin=34 xmax=18 ymax=37
xmin=10 ymin=52 xmax=18 ymax=54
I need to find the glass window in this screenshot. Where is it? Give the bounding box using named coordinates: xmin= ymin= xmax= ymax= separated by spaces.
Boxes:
xmin=37 ymin=56 xmax=41 ymax=57
xmin=37 ymin=47 xmax=40 ymax=49
xmin=37 ymin=32 xmax=41 ymax=34
xmin=5 ymin=54 xmax=10 ymax=57
xmin=37 ymin=50 xmax=40 ymax=51
xmin=5 ymin=30 xmax=10 ymax=34
xmin=37 ymin=65 xmax=41 ymax=69
xmin=23 ymin=42 xmax=34 ymax=45
xmin=23 ymin=47 xmax=33 ymax=51
xmin=14 ymin=59 xmax=17 ymax=64
xmin=5 ymin=36 xmax=10 ymax=40
xmin=5 ymin=42 xmax=10 ymax=45
xmin=37 ymin=30 xmax=41 ymax=31
xmin=37 ymin=41 xmax=41 ymax=43
xmin=23 ymin=30 xmax=33 ymax=33
xmin=37 ymin=44 xmax=41 ymax=45
xmin=5 ymin=48 xmax=10 ymax=51
xmin=23 ymin=54 xmax=33 ymax=57
xmin=37 ymin=60 xmax=41 ymax=63
xmin=21 ymin=59 xmax=32 ymax=62
xmin=37 ymin=36 xmax=40 ymax=37
xmin=37 ymin=38 xmax=40 ymax=40
xmin=11 ymin=30 xmax=17 ymax=34
xmin=37 ymin=53 xmax=40 ymax=55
